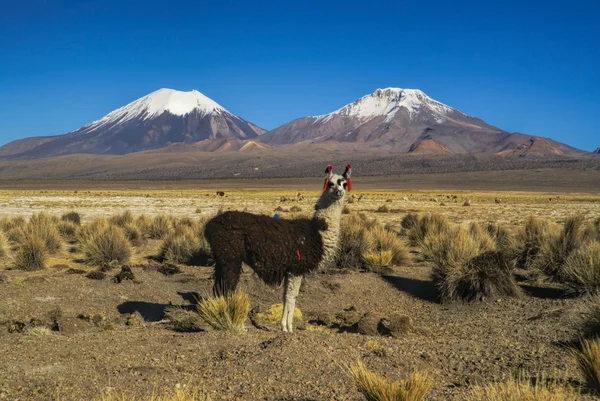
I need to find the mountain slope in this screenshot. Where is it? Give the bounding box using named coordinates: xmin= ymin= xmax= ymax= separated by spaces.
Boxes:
xmin=261 ymin=88 xmax=584 ymax=156
xmin=0 ymin=89 xmax=265 ymax=159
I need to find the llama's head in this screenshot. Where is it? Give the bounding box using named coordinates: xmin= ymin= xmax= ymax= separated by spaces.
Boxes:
xmin=322 ymin=165 xmax=352 ymax=201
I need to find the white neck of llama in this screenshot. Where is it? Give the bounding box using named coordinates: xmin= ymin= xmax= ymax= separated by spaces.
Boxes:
xmin=313 ymin=191 xmax=345 ymax=270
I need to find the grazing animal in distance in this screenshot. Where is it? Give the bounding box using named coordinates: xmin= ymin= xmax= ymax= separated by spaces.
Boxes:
xmin=204 ymin=164 xmax=352 ymax=332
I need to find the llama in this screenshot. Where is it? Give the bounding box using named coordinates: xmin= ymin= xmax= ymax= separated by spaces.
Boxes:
xmin=204 ymin=164 xmax=352 ymax=332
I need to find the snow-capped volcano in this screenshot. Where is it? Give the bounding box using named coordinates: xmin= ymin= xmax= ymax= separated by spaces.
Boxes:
xmin=0 ymin=88 xmax=265 ymax=159
xmin=84 ymin=88 xmax=227 ymax=131
xmin=314 ymin=88 xmax=460 ymax=124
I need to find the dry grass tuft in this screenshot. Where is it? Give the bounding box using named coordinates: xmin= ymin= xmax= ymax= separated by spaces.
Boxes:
xmin=407 ymin=214 xmax=452 ymax=247
xmin=514 ymin=216 xmax=558 ymax=270
xmin=148 ymin=215 xmax=174 ymax=239
xmin=19 ymin=213 xmax=62 ymax=254
xmin=338 ymin=214 xmax=409 ymax=271
xmin=363 ymin=226 xmax=410 ymax=270
xmin=375 ymin=205 xmax=390 ymax=213
xmin=350 ymin=360 xmax=433 ymax=401
xmin=534 ymin=216 xmax=586 ymax=280
xmin=57 ymin=220 xmax=78 ymax=240
xmin=425 ymin=228 xmax=520 ymax=302
xmin=400 ymin=213 xmax=420 ymax=230
xmin=157 ymin=227 xmax=200 ymax=265
xmin=61 ymin=211 xmax=81 ymax=225
xmin=0 ymin=231 xmax=8 ymax=258
xmin=13 ymin=232 xmax=47 ymax=270
xmin=562 ymin=241 xmax=600 ymax=295
xmin=573 ymin=337 xmax=600 ymax=393
xmin=466 ymin=377 xmax=580 ymax=401
xmin=577 ymin=294 xmax=600 ymax=338
xmin=79 ymin=224 xmax=132 ymax=268
xmin=255 ymin=303 xmax=302 ymax=324
xmin=197 ymin=290 xmax=249 ymax=332
xmin=122 ymin=223 xmax=144 ymax=247
xmin=108 ymin=210 xmax=135 ymax=227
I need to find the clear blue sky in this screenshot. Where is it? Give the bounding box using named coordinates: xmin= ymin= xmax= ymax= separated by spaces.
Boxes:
xmin=1 ymin=0 xmax=598 ymax=151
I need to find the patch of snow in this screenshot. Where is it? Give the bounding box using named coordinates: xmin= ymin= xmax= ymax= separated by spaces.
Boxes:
xmin=313 ymin=87 xmax=464 ymax=124
xmin=80 ymin=88 xmax=228 ymax=132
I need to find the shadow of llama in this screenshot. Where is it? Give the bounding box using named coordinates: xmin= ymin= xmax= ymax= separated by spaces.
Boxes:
xmin=204 ymin=164 xmax=352 ymax=332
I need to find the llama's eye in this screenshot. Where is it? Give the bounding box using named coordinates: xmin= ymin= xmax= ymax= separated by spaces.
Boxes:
xmin=343 ymin=182 xmax=348 ymax=189
xmin=327 ymin=182 xmax=334 ymax=188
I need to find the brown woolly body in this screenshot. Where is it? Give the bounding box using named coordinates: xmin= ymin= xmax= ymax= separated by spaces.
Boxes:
xmin=204 ymin=211 xmax=325 ymax=294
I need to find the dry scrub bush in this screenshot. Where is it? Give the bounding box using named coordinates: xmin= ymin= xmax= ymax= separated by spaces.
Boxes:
xmin=514 ymin=216 xmax=558 ymax=270
xmin=13 ymin=233 xmax=47 ymax=270
xmin=148 ymin=215 xmax=174 ymax=239
xmin=79 ymin=224 xmax=132 ymax=268
xmin=0 ymin=231 xmax=8 ymax=258
xmin=20 ymin=213 xmax=62 ymax=254
xmin=122 ymin=223 xmax=144 ymax=247
xmin=400 ymin=213 xmax=420 ymax=230
xmin=407 ymin=214 xmax=452 ymax=247
xmin=157 ymin=227 xmax=201 ymax=265
xmin=425 ymin=228 xmax=520 ymax=302
xmin=363 ymin=226 xmax=409 ymax=271
xmin=466 ymin=377 xmax=580 ymax=401
xmin=197 ymin=290 xmax=249 ymax=332
xmin=577 ymin=294 xmax=600 ymax=338
xmin=562 ymin=242 xmax=600 ymax=295
xmin=57 ymin=220 xmax=78 ymax=240
xmin=469 ymin=223 xmax=496 ymax=252
xmin=61 ymin=211 xmax=81 ymax=225
xmin=375 ymin=205 xmax=390 ymax=213
xmin=534 ymin=216 xmax=586 ymax=280
xmin=135 ymin=215 xmax=152 ymax=235
xmin=573 ymin=338 xmax=600 ymax=393
xmin=108 ymin=210 xmax=135 ymax=227
xmin=338 ymin=214 xmax=409 ymax=271
xmin=350 ymin=360 xmax=433 ymax=401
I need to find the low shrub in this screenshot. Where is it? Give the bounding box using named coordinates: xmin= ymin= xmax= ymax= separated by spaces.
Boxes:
xmin=350 ymin=360 xmax=433 ymax=401
xmin=157 ymin=227 xmax=200 ymax=265
xmin=577 ymin=294 xmax=600 ymax=338
xmin=197 ymin=290 xmax=249 ymax=332
xmin=407 ymin=214 xmax=452 ymax=247
xmin=562 ymin=241 xmax=600 ymax=295
xmin=0 ymin=231 xmax=7 ymax=258
xmin=514 ymin=216 xmax=558 ymax=269
xmin=61 ymin=211 xmax=81 ymax=225
xmin=13 ymin=233 xmax=47 ymax=270
xmin=23 ymin=213 xmax=62 ymax=254
xmin=534 ymin=216 xmax=586 ymax=280
xmin=375 ymin=205 xmax=390 ymax=213
xmin=108 ymin=210 xmax=135 ymax=227
xmin=400 ymin=213 xmax=420 ymax=230
xmin=363 ymin=226 xmax=410 ymax=270
xmin=122 ymin=223 xmax=144 ymax=247
xmin=426 ymin=228 xmax=520 ymax=302
xmin=466 ymin=377 xmax=580 ymax=401
xmin=148 ymin=215 xmax=174 ymax=239
xmin=573 ymin=338 xmax=600 ymax=393
xmin=57 ymin=220 xmax=78 ymax=240
xmin=79 ymin=224 xmax=132 ymax=268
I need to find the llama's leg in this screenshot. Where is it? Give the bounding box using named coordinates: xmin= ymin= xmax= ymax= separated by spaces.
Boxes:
xmin=212 ymin=255 xmax=242 ymax=296
xmin=281 ymin=273 xmax=303 ymax=333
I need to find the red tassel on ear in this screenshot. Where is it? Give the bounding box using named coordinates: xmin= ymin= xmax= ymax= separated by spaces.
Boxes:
xmin=346 ymin=177 xmax=352 ymax=192
xmin=322 ymin=177 xmax=329 ymax=191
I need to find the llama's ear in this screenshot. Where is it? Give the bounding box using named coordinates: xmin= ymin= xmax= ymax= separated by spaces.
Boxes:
xmin=324 ymin=165 xmax=333 ymax=177
xmin=343 ymin=164 xmax=352 ymax=179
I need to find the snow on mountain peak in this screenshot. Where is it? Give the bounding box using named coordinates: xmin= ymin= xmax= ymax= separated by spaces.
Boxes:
xmin=82 ymin=88 xmax=228 ymax=132
xmin=314 ymin=87 xmax=459 ymax=124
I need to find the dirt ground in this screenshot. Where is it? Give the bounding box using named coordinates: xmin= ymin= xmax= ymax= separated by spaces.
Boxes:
xmin=1 ymin=185 xmax=599 ymax=400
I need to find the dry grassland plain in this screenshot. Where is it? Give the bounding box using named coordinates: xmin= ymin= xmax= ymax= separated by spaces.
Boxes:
xmin=0 ymin=176 xmax=599 ymax=401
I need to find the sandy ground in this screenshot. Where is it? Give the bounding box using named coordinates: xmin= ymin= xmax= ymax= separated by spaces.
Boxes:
xmin=0 ymin=185 xmax=599 ymax=400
